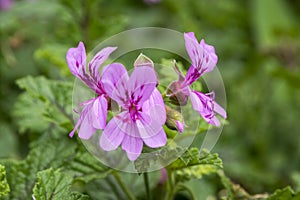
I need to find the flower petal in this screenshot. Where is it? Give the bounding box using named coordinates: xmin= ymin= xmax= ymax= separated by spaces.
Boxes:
xmin=121 ymin=134 xmax=143 ymax=161
xmin=102 ymin=63 xmax=129 ymax=107
xmin=213 ymin=101 xmax=227 ymax=119
xmin=210 ymin=116 xmax=221 ymax=126
xmin=184 ymin=32 xmax=218 ymax=77
xmin=78 ymin=108 xmax=96 ymax=140
xmin=142 ymin=88 xmax=166 ymax=125
xmin=141 ymin=127 xmax=167 ymax=148
xmin=200 ymin=39 xmax=218 ymax=71
xmin=175 ymin=121 xmax=184 ymax=133
xmin=66 ymin=42 xmax=87 ymax=79
xmin=136 ymin=111 xmax=167 ymax=148
xmin=99 ymin=113 xmax=126 ymax=151
xmin=190 ymin=91 xmax=225 ymax=126
xmin=184 ymin=65 xmax=201 ymax=85
xmin=128 ymin=66 xmax=157 ymax=107
xmin=89 ymin=46 xmax=117 ymax=82
xmin=190 ymin=90 xmax=204 ymax=112
xmin=92 ymin=95 xmax=108 ymax=129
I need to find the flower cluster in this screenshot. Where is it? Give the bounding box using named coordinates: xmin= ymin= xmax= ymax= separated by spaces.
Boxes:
xmin=67 ymin=32 xmax=227 ymax=161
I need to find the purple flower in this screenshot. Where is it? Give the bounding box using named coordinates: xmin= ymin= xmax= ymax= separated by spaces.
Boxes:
xmin=167 ymin=32 xmax=226 ymax=126
xmin=99 ymin=62 xmax=167 ymax=161
xmin=66 ymin=42 xmax=117 ymax=139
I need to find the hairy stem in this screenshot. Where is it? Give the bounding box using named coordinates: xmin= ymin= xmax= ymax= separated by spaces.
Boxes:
xmin=143 ymin=173 xmax=151 ymax=200
xmin=112 ymin=171 xmax=136 ymax=200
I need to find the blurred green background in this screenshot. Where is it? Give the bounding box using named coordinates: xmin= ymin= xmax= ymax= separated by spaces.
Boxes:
xmin=1 ymin=0 xmax=300 ymax=197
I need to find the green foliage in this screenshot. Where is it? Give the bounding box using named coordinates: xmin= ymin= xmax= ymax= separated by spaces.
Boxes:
xmin=268 ymin=187 xmax=300 ymax=200
xmin=0 ymin=0 xmax=300 ymax=199
xmin=0 ymin=164 xmax=10 ymax=197
xmin=33 ymin=168 xmax=90 ymax=200
xmin=0 ymin=134 xmax=77 ymax=200
xmin=68 ymin=150 xmax=112 ymax=183
xmin=13 ymin=76 xmax=73 ymax=133
xmin=169 ymin=148 xmax=222 ymax=182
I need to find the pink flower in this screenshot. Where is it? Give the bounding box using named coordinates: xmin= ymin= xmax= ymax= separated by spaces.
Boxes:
xmin=66 ymin=42 xmax=117 ymax=139
xmin=100 ymin=62 xmax=167 ymax=161
xmin=167 ymin=32 xmax=226 ymax=126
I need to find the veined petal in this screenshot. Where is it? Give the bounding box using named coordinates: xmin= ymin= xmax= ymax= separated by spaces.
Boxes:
xmin=184 ymin=32 xmax=218 ymax=77
xmin=128 ymin=66 xmax=157 ymax=107
xmin=190 ymin=90 xmax=204 ymax=112
xmin=92 ymin=95 xmax=108 ymax=129
xmin=102 ymin=63 xmax=129 ymax=107
xmin=141 ymin=127 xmax=167 ymax=148
xmin=213 ymin=101 xmax=227 ymax=119
xmin=136 ymin=111 xmax=167 ymax=148
xmin=190 ymin=90 xmax=226 ymax=126
xmin=89 ymin=46 xmax=117 ymax=82
xmin=184 ymin=32 xmax=203 ymax=69
xmin=121 ymin=134 xmax=143 ymax=161
xmin=99 ymin=112 xmax=127 ymax=151
xmin=78 ymin=106 xmax=96 ymax=140
xmin=66 ymin=42 xmax=87 ymax=79
xmin=184 ymin=65 xmax=201 ymax=85
xmin=142 ymin=88 xmax=166 ymax=125
xmin=200 ymin=39 xmax=218 ymax=72
xmin=210 ymin=116 xmax=221 ymax=126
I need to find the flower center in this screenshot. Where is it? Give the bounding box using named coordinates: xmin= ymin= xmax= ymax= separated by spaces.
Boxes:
xmin=128 ymin=103 xmax=140 ymax=122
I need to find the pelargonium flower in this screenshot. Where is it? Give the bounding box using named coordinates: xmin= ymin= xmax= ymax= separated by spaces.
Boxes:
xmin=167 ymin=32 xmax=226 ymax=126
xmin=66 ymin=42 xmax=117 ymax=139
xmin=100 ymin=62 xmax=167 ymax=161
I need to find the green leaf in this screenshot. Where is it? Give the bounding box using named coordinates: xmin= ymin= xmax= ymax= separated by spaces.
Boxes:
xmin=1 ymin=134 xmax=77 ymax=200
xmin=34 ymin=44 xmax=71 ymax=76
xmin=168 ymin=148 xmax=223 ymax=181
xmin=32 ymin=168 xmax=90 ymax=200
xmin=268 ymin=186 xmax=300 ymax=200
xmin=68 ymin=150 xmax=112 ymax=183
xmin=0 ymin=164 xmax=10 ymax=197
xmin=13 ymin=76 xmax=73 ymax=134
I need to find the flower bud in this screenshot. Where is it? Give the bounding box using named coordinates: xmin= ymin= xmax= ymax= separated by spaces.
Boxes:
xmin=165 ymin=105 xmax=185 ymax=133
xmin=166 ymin=61 xmax=189 ymax=105
xmin=134 ymin=53 xmax=154 ymax=68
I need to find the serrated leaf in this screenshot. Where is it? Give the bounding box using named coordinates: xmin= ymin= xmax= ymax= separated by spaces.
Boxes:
xmin=68 ymin=150 xmax=112 ymax=183
xmin=1 ymin=134 xmax=77 ymax=200
xmin=32 ymin=168 xmax=89 ymax=200
xmin=169 ymin=148 xmax=223 ymax=170
xmin=13 ymin=76 xmax=73 ymax=134
xmin=168 ymin=148 xmax=223 ymax=182
xmin=0 ymin=164 xmax=10 ymax=197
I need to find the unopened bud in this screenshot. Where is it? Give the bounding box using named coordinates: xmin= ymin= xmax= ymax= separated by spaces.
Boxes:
xmin=165 ymin=105 xmax=185 ymax=133
xmin=166 ymin=81 xmax=189 ymax=106
xmin=166 ymin=60 xmax=189 ymax=106
xmin=134 ymin=53 xmax=154 ymax=68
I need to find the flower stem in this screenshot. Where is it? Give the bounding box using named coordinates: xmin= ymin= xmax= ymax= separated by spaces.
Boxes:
xmin=164 ymin=170 xmax=175 ymax=200
xmin=176 ymin=183 xmax=196 ymax=200
xmin=143 ymin=172 xmax=151 ymax=200
xmin=113 ymin=171 xmax=136 ymax=200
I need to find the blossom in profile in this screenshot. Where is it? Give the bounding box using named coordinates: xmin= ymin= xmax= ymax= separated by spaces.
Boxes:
xmin=167 ymin=32 xmax=226 ymax=126
xmin=66 ymin=42 xmax=117 ymax=139
xmin=100 ymin=62 xmax=167 ymax=161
